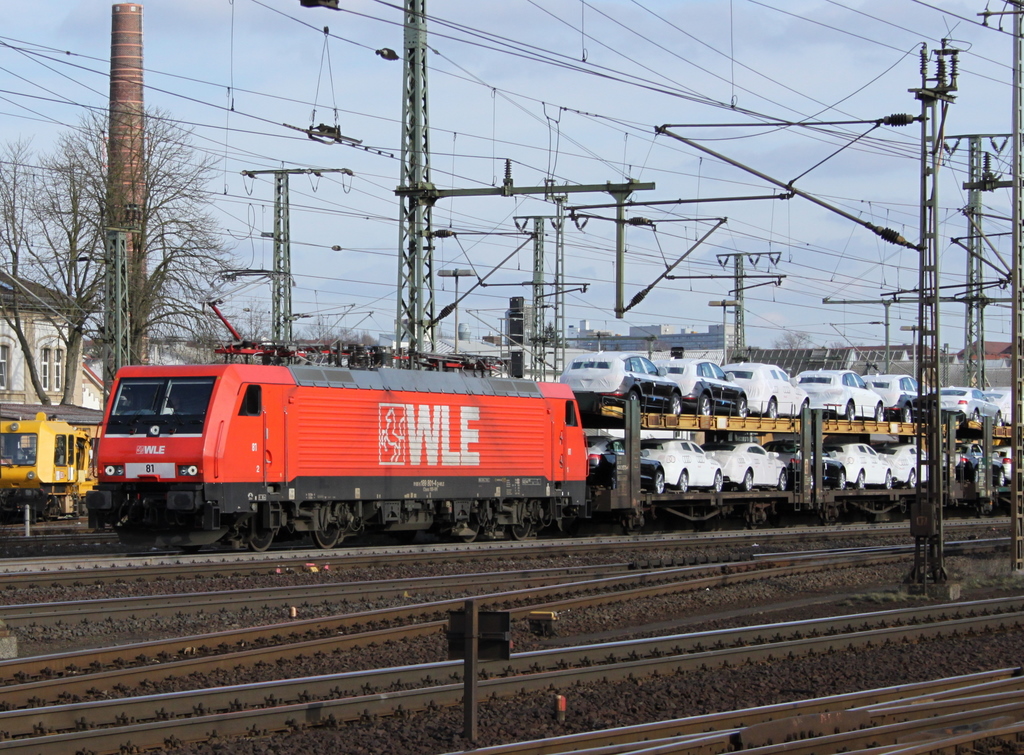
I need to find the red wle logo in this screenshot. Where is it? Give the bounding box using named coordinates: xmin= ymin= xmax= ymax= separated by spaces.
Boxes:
xmin=378 ymin=403 xmax=480 ymax=466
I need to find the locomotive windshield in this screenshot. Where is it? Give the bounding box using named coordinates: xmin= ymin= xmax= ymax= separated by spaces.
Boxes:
xmin=108 ymin=377 xmax=216 ymax=434
xmin=0 ymin=433 xmax=37 ymax=465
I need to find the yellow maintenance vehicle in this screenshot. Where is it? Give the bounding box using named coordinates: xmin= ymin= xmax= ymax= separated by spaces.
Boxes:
xmin=0 ymin=413 xmax=96 ymax=521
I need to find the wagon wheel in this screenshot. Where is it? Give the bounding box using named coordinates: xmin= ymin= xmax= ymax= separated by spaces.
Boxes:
xmin=248 ymin=525 xmax=276 ymax=552
xmin=744 ymin=506 xmax=768 ymax=528
xmin=621 ymin=510 xmax=645 ymax=535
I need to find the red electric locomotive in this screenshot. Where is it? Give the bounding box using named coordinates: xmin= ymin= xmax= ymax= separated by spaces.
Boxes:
xmin=86 ymin=364 xmax=589 ymax=550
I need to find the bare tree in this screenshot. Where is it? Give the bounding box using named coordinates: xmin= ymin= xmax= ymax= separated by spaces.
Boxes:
xmin=0 ymin=110 xmax=237 ymax=403
xmin=31 ymin=130 xmax=106 ymax=403
xmin=0 ymin=139 xmax=78 ymax=405
xmin=772 ymin=330 xmax=813 ymax=349
xmin=86 ymin=110 xmax=236 ymax=360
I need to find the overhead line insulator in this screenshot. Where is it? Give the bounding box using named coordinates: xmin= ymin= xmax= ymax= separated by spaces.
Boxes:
xmin=881 ymin=113 xmax=917 ymax=127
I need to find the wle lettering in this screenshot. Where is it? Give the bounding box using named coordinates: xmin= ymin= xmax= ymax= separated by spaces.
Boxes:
xmin=378 ymin=403 xmax=480 ymax=466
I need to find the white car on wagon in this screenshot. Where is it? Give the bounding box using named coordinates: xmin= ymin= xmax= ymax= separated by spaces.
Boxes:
xmin=873 ymin=442 xmax=926 ymax=487
xmin=640 ymin=438 xmax=723 ymax=492
xmin=794 ymin=370 xmax=885 ymax=421
xmin=862 ymin=374 xmax=918 ymax=423
xmin=721 ymin=362 xmax=810 ymax=418
xmin=824 ymin=442 xmax=894 ymax=489
xmin=701 ymin=441 xmax=788 ymax=492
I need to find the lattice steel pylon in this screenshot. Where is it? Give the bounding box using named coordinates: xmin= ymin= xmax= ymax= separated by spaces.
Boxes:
xmin=1012 ymin=5 xmax=1024 ymax=574
xmin=241 ymin=168 xmax=351 ymax=345
xmin=272 ymin=173 xmax=292 ymax=344
xmin=103 ymin=229 xmax=132 ymax=388
xmin=965 ymin=136 xmax=986 ymax=387
xmin=956 ymin=134 xmax=1012 ymax=387
xmin=395 ymin=0 xmax=434 ymax=361
xmin=908 ymin=43 xmax=957 ymax=586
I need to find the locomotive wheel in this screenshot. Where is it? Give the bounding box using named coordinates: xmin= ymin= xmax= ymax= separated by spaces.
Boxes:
xmin=510 ymin=522 xmax=534 ymax=541
xmin=248 ymin=526 xmax=276 ymax=552
xmin=312 ymin=522 xmax=343 ymax=549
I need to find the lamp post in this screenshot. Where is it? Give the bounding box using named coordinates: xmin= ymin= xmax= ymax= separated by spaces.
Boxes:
xmin=438 ymin=268 xmax=474 ymax=353
xmin=708 ymin=300 xmax=739 ymax=364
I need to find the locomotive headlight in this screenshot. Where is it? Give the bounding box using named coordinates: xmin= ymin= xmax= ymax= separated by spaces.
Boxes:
xmin=104 ymin=465 xmax=124 ymax=476
xmin=178 ymin=465 xmax=199 ymax=476
xmin=26 ymin=471 xmax=35 ymax=480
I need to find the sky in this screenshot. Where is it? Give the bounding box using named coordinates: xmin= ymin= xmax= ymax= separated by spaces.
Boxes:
xmin=0 ymin=0 xmax=1017 ymax=356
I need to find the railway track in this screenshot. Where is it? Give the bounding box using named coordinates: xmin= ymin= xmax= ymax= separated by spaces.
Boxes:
xmin=1 ymin=593 xmax=1022 ymax=753
xmin=0 ymin=537 xmax=1004 ymax=633
xmin=450 ymin=668 xmax=1024 ymax=755
xmin=0 ymin=518 xmax=1003 ymax=587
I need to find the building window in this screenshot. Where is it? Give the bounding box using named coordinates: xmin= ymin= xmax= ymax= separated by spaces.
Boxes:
xmin=0 ymin=345 xmax=8 ymax=389
xmin=39 ymin=347 xmax=63 ymax=393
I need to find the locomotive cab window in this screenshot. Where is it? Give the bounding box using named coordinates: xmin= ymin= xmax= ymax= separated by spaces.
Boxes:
xmin=109 ymin=377 xmax=215 ymax=433
xmin=565 ymin=400 xmax=578 ymax=427
xmin=1 ymin=433 xmax=37 ymax=465
xmin=54 ymin=435 xmax=67 ymax=466
xmin=239 ymin=385 xmax=262 ymax=416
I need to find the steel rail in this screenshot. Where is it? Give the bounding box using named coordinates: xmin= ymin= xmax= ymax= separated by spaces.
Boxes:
xmin=436 ymin=669 xmax=1024 ymax=755
xmin=0 ymin=543 xmax=1004 ymax=700
xmin=0 ymin=563 xmax=636 ymax=627
xmin=1 ymin=610 xmax=1023 ymax=753
xmin=0 ymin=546 xmax=954 ymax=689
xmin=0 ymin=518 xmax=1002 ymax=582
xmin=9 ymin=538 xmax=1000 ymax=627
xmin=3 ymin=574 xmax=1023 ymax=717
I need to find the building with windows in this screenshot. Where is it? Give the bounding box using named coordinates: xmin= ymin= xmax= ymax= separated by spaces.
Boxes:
xmin=0 ymin=273 xmax=89 ymax=406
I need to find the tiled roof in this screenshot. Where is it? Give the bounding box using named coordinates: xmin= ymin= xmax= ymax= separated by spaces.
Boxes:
xmin=0 ymin=403 xmax=103 ymax=425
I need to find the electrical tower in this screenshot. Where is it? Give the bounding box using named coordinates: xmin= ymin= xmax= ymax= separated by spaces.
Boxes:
xmin=241 ymin=168 xmax=351 ymax=344
xmin=1009 ymin=3 xmax=1024 ymax=574
xmin=908 ymin=42 xmax=957 ymax=588
xmin=395 ymin=0 xmax=434 ymax=358
xmin=103 ymin=230 xmax=132 ymax=386
xmin=513 ymin=204 xmax=573 ymax=380
xmin=713 ymin=251 xmax=782 ymax=355
xmin=954 ymin=134 xmax=1012 ymax=387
